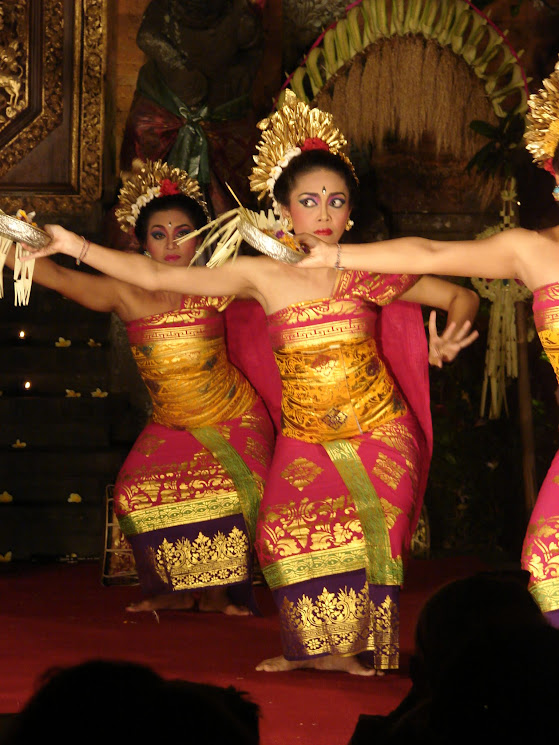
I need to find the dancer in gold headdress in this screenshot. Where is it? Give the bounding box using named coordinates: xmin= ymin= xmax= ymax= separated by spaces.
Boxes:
xmin=26 ymin=93 xmax=479 ymax=673
xmin=296 ymin=60 xmax=559 ymax=628
xmin=9 ymin=159 xmax=276 ymax=614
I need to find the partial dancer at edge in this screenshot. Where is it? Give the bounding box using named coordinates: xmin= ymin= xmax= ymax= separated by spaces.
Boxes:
xmin=25 ymin=93 xmax=479 ymax=674
xmin=295 ymin=62 xmax=559 ymax=628
xmin=12 ymin=160 xmax=276 ymax=615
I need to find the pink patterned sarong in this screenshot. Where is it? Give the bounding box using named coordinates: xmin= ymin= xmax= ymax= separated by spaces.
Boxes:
xmin=113 ymin=295 xmax=275 ymax=607
xmin=254 ymin=271 xmax=433 ymax=669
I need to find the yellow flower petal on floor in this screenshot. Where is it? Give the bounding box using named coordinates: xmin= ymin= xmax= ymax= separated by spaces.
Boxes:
xmin=55 ymin=337 xmax=71 ymax=347
xmin=90 ymin=388 xmax=108 ymax=398
xmin=0 ymin=491 xmax=13 ymax=502
xmin=68 ymin=493 xmax=82 ymax=503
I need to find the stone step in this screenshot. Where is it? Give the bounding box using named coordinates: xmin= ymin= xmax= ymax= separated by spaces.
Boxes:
xmin=1 ymin=263 xmax=111 ymax=342
xmin=0 ymin=447 xmax=128 ymax=481
xmin=0 ymin=395 xmax=144 ymax=447
xmin=1 ymin=345 xmax=110 ymax=394
xmin=0 ymin=503 xmax=106 ymax=560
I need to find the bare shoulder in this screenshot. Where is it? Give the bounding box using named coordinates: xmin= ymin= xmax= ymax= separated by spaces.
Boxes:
xmin=232 ymin=254 xmax=279 ymax=277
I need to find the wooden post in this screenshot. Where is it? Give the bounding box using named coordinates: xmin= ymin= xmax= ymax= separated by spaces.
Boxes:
xmin=515 ymin=299 xmax=538 ymax=519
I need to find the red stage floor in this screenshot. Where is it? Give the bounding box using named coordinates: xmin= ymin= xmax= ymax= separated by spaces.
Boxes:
xmin=0 ymin=556 xmax=487 ymax=745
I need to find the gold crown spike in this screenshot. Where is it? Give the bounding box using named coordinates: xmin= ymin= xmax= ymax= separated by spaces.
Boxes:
xmin=115 ymin=159 xmax=210 ymax=232
xmin=249 ymin=90 xmax=355 ymax=207
xmin=525 ymin=59 xmax=559 ymax=167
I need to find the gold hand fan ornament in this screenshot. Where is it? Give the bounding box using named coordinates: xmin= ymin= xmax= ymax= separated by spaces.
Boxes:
xmin=177 ymin=185 xmax=306 ymax=267
xmin=0 ymin=209 xmax=49 ymax=305
xmin=179 ymin=91 xmax=353 ymax=265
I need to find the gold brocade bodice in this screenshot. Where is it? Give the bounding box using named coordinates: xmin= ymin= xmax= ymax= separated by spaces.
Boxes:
xmin=126 ymin=297 xmax=256 ymax=429
xmin=534 ymin=281 xmax=559 ymax=384
xmin=268 ymin=297 xmax=406 ymax=443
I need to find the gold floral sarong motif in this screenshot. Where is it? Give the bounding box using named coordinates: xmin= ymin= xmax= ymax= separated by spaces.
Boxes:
xmin=149 ymin=527 xmax=250 ymax=590
xmin=280 ymin=583 xmax=399 ymax=669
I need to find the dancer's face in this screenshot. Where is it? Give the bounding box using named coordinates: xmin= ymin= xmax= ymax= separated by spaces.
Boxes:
xmin=144 ymin=208 xmax=199 ymax=266
xmin=282 ymin=167 xmax=351 ymax=244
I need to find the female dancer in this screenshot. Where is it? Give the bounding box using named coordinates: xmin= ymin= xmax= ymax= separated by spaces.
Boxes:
xmin=294 ymin=64 xmax=559 ymax=628
xmin=12 ymin=160 xmax=276 ymax=615
xmin=26 ymin=94 xmax=479 ymax=673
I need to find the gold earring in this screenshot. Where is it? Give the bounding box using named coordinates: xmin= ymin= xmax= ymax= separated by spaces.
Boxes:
xmin=282 ymin=215 xmax=293 ymax=232
xmin=345 ymin=218 xmax=354 ymax=231
xmin=143 ymin=250 xmax=152 ymax=258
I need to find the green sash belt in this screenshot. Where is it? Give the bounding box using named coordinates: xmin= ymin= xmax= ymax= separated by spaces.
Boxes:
xmin=322 ymin=439 xmax=403 ymax=586
xmin=192 ymin=426 xmax=260 ymax=545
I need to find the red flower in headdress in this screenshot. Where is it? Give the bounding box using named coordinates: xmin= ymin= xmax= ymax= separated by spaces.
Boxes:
xmin=301 ymin=137 xmax=330 ymax=153
xmin=544 ymin=158 xmax=556 ymax=176
xmin=159 ymin=178 xmax=180 ymax=196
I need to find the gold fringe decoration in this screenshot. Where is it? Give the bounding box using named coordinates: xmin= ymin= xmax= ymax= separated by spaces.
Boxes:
xmin=471 ymin=177 xmax=531 ymax=419
xmin=13 ymin=243 xmax=35 ymax=306
xmin=0 ymin=209 xmax=36 ymax=306
xmin=0 ymin=235 xmax=11 ymax=299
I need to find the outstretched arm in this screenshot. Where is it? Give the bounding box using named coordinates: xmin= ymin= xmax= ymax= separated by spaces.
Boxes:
xmin=295 ymin=228 xmax=531 ymax=281
xmin=4 ymin=243 xmax=122 ymax=313
xmin=26 ymin=225 xmax=258 ymax=299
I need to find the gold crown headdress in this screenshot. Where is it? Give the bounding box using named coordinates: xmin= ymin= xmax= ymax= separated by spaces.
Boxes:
xmin=525 ymin=59 xmax=559 ymax=169
xmin=249 ymin=90 xmax=356 ymax=213
xmin=115 ymin=159 xmax=210 ymax=232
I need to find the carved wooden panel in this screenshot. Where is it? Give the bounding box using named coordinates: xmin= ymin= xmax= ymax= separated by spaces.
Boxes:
xmin=0 ymin=0 xmax=106 ymax=215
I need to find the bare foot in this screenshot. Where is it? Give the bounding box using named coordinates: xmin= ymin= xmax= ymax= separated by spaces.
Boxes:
xmin=256 ymin=654 xmax=378 ymax=676
xmin=126 ymin=592 xmax=197 ymax=613
xmin=198 ymin=587 xmax=251 ymax=616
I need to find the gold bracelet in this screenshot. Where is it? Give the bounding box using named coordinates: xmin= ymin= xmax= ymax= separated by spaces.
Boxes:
xmin=76 ymin=236 xmax=90 ymax=266
xmin=334 ymin=242 xmax=345 ymax=271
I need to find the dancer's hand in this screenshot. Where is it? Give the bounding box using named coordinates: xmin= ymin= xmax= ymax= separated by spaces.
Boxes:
xmin=428 ymin=310 xmax=479 ymax=367
xmin=20 ymin=225 xmax=82 ymax=261
xmin=294 ymin=233 xmax=334 ymax=268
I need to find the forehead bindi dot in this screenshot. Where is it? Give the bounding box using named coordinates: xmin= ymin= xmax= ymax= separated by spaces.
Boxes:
xmin=322 ymin=186 xmax=326 ymax=195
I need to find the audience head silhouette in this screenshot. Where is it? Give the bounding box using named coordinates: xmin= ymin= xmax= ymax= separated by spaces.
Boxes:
xmin=1 ymin=659 xmax=260 ymax=745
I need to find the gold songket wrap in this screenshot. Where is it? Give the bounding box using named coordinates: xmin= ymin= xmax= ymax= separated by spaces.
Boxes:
xmin=127 ymin=297 xmax=256 ymax=429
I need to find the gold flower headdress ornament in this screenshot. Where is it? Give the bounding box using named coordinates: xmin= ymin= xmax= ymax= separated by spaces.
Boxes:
xmin=177 ymin=93 xmax=355 ymax=266
xmin=250 ymin=89 xmax=357 ymax=214
xmin=115 ymin=159 xmax=210 ymax=232
xmin=525 ymin=59 xmax=559 ymax=169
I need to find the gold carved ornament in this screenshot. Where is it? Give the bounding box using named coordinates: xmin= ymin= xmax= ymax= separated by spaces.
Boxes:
xmin=524 ymin=58 xmax=559 ymax=168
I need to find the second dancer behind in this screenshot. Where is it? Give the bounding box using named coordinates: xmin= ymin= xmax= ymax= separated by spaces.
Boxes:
xmin=26 ymin=94 xmax=479 ymax=674
xmin=11 ymin=160 xmax=276 ymax=615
